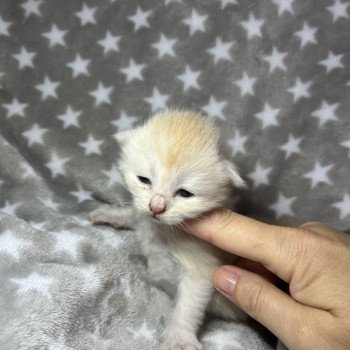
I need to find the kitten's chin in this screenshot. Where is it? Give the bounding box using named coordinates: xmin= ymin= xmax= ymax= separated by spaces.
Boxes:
xmin=154 ymin=214 xmax=192 ymax=227
xmin=151 ymin=216 xmax=179 ymax=226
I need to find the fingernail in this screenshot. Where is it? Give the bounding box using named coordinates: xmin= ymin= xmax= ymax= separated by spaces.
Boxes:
xmin=214 ymin=266 xmax=239 ymax=295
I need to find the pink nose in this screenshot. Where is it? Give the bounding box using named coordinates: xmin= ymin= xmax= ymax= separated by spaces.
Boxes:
xmin=149 ymin=204 xmax=166 ymax=216
xmin=149 ymin=195 xmax=166 ymax=217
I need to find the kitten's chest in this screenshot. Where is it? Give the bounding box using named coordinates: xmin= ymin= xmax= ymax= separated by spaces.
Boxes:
xmin=151 ymin=223 xmax=226 ymax=279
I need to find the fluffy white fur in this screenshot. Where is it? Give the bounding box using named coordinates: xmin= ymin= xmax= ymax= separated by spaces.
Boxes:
xmin=90 ymin=109 xmax=246 ymax=350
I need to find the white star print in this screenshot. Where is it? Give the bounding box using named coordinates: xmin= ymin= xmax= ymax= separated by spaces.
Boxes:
xmin=0 ymin=230 xmax=29 ymax=260
xmin=128 ymin=6 xmax=152 ymax=31
xmin=45 ymin=152 xmax=69 ymax=178
xmin=80 ymin=266 xmax=102 ymax=294
xmin=0 ymin=15 xmax=11 ymax=36
xmin=67 ymin=54 xmax=90 ymax=77
xmin=128 ymin=322 xmax=155 ymax=340
xmin=57 ymin=105 xmax=81 ymax=128
xmin=287 ymin=78 xmax=312 ymax=102
xmin=220 ymin=0 xmax=237 ymax=10
xmin=340 ymin=139 xmax=350 ymax=157
xmin=98 ymin=31 xmax=120 ymax=55
xmin=3 ymin=98 xmax=28 ymax=118
xmin=202 ymin=96 xmax=226 ymax=120
xmin=119 ymin=277 xmax=131 ymax=297
xmin=52 ymin=230 xmax=82 ymax=259
xmin=99 ymin=228 xmax=124 ymax=248
xmin=311 ymin=100 xmax=339 ymax=126
xmin=234 ymin=72 xmax=257 ymax=96
xmin=120 ymin=59 xmax=145 ymax=83
xmin=71 ymin=216 xmax=90 ymax=227
xmin=295 ymin=22 xmax=317 ymax=48
xmin=21 ymin=163 xmax=38 ymax=179
xmin=177 ymin=65 xmax=201 ymax=91
xmin=272 ymin=0 xmax=295 ymax=15
xmin=255 ymin=102 xmax=280 ymax=128
xmin=207 ymin=38 xmax=233 ymax=63
xmin=144 ymin=88 xmax=169 ymax=112
xmin=111 ymin=111 xmax=138 ymax=131
xmin=227 ymin=131 xmax=248 ymax=156
xmin=164 ymin=0 xmax=181 ymax=4
xmin=42 ymin=24 xmax=67 ymax=47
xmin=152 ymin=33 xmax=177 ymax=58
xmin=183 ymin=9 xmax=207 ymax=35
xmin=22 ymin=123 xmax=48 ymax=146
xmin=70 ymin=185 xmax=93 ymax=203
xmin=280 ymin=134 xmax=302 ymax=159
xmin=204 ymin=329 xmax=242 ymax=350
xmin=304 ymin=162 xmax=333 ymax=188
xmin=79 ymin=134 xmax=104 ymax=155
xmin=41 ymin=197 xmax=59 ymax=210
xmin=318 ymin=51 xmax=344 ymax=73
xmin=11 ymin=272 xmax=54 ymax=299
xmin=35 ymin=76 xmax=60 ymax=99
xmin=0 ymin=201 xmax=19 ymax=216
xmin=269 ymin=193 xmax=296 ymax=219
xmin=248 ymin=162 xmax=273 ymax=188
xmin=75 ymin=4 xmax=97 ymax=26
xmin=327 ymin=0 xmax=349 ymax=22
xmin=102 ymin=165 xmax=123 ymax=186
xmin=89 ymin=82 xmax=113 ymax=106
xmin=240 ymin=13 xmax=265 ymax=39
xmin=21 ymin=0 xmax=42 ymax=18
xmin=13 ymin=47 xmax=36 ymax=69
xmin=87 ymin=333 xmax=113 ymax=350
xmin=332 ymin=193 xmax=350 ymax=219
xmin=29 ymin=221 xmax=46 ymax=231
xmin=263 ymin=47 xmax=287 ymax=72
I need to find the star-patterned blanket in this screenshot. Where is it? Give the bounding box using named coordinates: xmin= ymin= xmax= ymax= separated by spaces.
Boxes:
xmin=1 ymin=0 xmax=350 ymax=349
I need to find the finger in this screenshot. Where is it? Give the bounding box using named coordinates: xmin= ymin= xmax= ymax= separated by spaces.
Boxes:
xmin=300 ymin=221 xmax=350 ymax=244
xmin=213 ymin=265 xmax=328 ymax=350
xmin=234 ymin=258 xmax=277 ymax=284
xmin=185 ymin=209 xmax=298 ymax=280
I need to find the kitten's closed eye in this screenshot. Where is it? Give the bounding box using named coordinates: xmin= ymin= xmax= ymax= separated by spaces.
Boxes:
xmin=176 ymin=189 xmax=194 ymax=198
xmin=138 ymin=176 xmax=151 ymax=185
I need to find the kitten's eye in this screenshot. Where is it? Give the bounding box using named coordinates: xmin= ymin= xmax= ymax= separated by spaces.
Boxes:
xmin=137 ymin=176 xmax=151 ymax=185
xmin=177 ymin=189 xmax=194 ymax=198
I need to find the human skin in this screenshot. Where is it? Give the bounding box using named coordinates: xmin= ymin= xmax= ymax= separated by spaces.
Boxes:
xmin=185 ymin=209 xmax=350 ymax=350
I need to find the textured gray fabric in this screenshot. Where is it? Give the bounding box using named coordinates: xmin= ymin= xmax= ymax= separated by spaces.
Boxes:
xmin=0 ymin=0 xmax=350 ymax=349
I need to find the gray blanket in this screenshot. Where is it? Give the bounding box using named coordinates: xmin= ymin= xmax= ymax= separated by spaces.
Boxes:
xmin=1 ymin=0 xmax=349 ymax=349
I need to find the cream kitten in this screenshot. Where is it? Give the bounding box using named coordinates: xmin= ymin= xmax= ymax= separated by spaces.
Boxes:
xmin=90 ymin=109 xmax=247 ymax=350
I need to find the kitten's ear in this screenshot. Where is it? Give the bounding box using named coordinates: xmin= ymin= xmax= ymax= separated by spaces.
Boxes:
xmin=222 ymin=160 xmax=246 ymax=189
xmin=113 ymin=131 xmax=133 ymax=145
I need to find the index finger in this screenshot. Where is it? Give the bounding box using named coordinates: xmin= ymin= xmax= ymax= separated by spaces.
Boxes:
xmin=185 ymin=208 xmax=298 ymax=282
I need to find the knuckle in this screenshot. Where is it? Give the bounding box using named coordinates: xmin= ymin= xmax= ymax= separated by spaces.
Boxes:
xmin=299 ymin=221 xmax=325 ymax=230
xmin=240 ymin=281 xmax=264 ymax=319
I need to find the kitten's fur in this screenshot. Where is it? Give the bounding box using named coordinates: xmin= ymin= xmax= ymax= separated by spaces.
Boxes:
xmin=90 ymin=110 xmax=246 ymax=350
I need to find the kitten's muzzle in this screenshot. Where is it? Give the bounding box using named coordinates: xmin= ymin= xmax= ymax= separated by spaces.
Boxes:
xmin=149 ymin=194 xmax=166 ymax=217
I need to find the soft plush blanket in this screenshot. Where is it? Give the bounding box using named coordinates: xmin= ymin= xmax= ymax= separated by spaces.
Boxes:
xmin=0 ymin=0 xmax=349 ymax=349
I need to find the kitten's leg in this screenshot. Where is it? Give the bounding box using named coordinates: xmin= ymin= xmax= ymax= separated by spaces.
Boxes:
xmin=147 ymin=251 xmax=180 ymax=298
xmin=160 ymin=273 xmax=213 ymax=350
xmin=90 ymin=206 xmax=135 ymax=229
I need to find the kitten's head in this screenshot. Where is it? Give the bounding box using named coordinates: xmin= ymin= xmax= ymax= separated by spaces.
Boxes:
xmin=115 ymin=109 xmax=245 ymax=225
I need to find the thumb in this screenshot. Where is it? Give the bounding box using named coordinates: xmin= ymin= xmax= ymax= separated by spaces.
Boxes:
xmin=214 ymin=265 xmax=304 ymax=346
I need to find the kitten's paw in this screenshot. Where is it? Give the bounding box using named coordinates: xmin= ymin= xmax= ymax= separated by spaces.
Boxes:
xmin=89 ymin=207 xmax=125 ymax=228
xmin=160 ymin=338 xmax=203 ymax=350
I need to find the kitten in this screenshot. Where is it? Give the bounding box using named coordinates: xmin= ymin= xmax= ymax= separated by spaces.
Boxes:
xmin=90 ymin=109 xmax=247 ymax=350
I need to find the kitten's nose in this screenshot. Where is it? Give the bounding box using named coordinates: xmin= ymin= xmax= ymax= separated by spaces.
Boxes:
xmin=149 ymin=195 xmax=166 ymax=217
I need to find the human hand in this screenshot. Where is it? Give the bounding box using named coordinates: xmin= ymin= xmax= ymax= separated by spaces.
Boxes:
xmin=186 ymin=209 xmax=350 ymax=350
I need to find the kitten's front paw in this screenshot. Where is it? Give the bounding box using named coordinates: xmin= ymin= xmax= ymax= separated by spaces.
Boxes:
xmin=160 ymin=338 xmax=203 ymax=350
xmin=90 ymin=207 xmax=124 ymax=228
